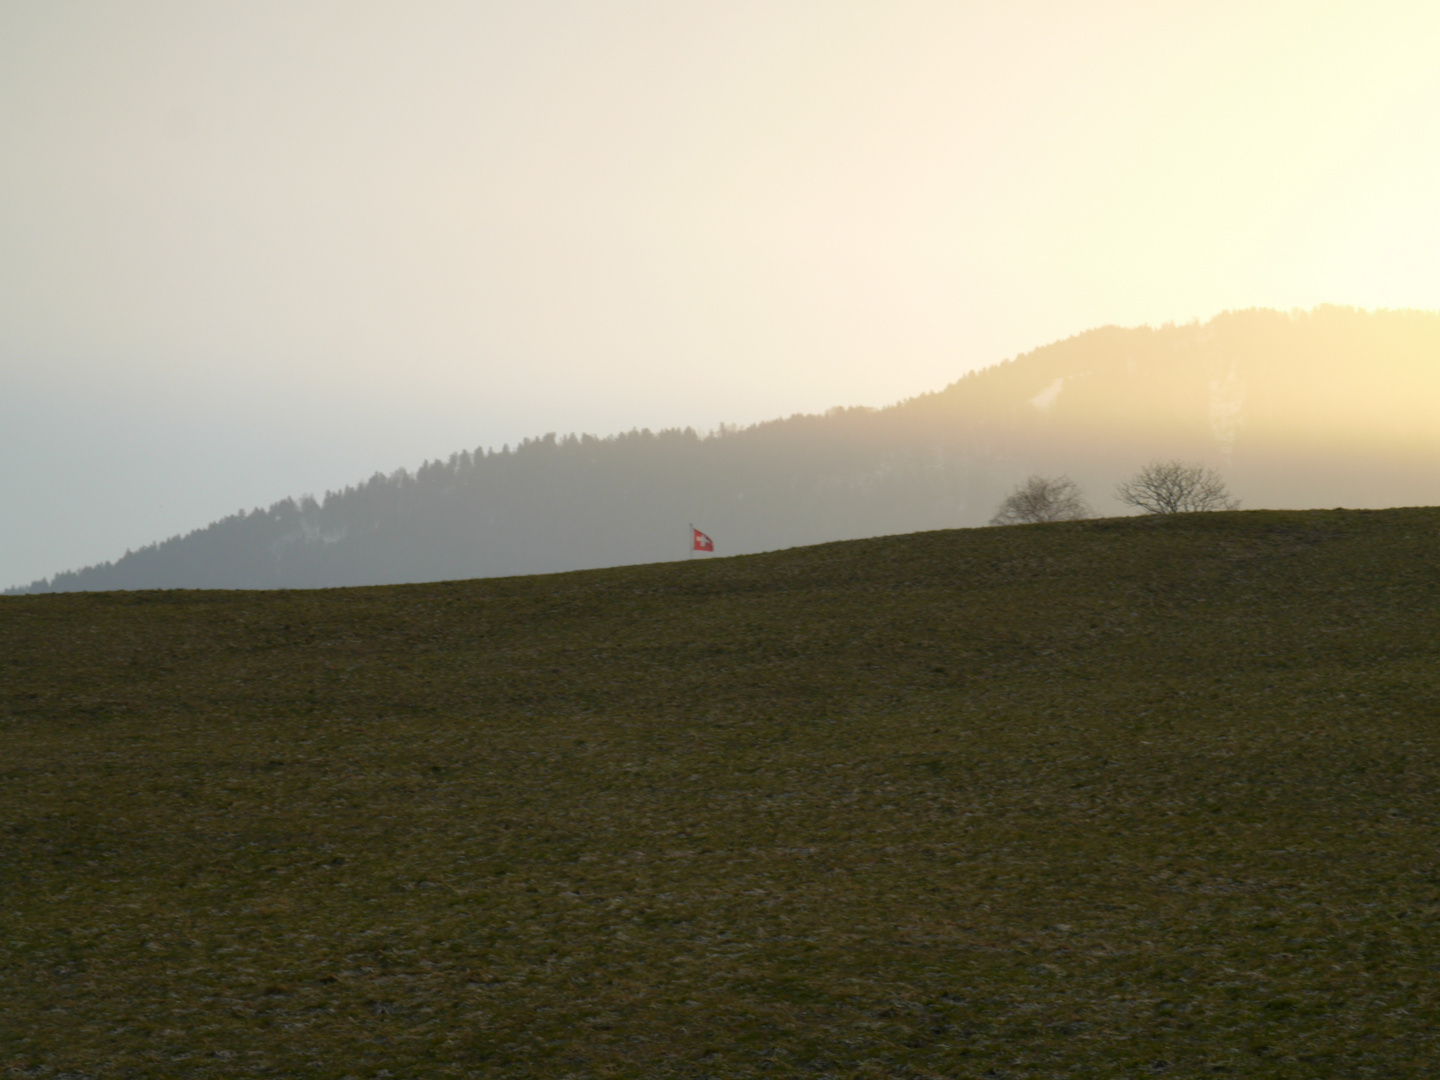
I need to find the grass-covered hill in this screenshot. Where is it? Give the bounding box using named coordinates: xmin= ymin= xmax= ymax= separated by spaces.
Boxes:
xmin=5 ymin=507 xmax=1440 ymax=1077
xmin=14 ymin=305 xmax=1440 ymax=594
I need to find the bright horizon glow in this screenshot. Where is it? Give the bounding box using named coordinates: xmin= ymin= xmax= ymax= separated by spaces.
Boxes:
xmin=3 ymin=2 xmax=1440 ymax=588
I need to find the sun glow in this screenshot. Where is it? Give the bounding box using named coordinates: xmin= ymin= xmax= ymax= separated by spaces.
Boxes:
xmin=3 ymin=3 xmax=1440 ymax=587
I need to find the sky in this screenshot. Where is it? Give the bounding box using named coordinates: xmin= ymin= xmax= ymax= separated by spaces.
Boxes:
xmin=4 ymin=1 xmax=1440 ymax=589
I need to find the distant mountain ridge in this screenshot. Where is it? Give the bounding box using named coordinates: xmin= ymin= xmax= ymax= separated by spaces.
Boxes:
xmin=11 ymin=305 xmax=1440 ymax=593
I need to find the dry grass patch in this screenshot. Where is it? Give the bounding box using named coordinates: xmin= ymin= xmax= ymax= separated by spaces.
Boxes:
xmin=4 ymin=509 xmax=1440 ymax=1077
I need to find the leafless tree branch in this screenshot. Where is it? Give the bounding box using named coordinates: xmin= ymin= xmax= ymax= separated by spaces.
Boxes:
xmin=1116 ymin=461 xmax=1239 ymax=514
xmin=990 ymin=475 xmax=1093 ymax=525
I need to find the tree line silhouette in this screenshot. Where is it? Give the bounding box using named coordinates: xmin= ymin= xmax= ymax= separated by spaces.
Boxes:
xmin=10 ymin=306 xmax=1440 ymax=593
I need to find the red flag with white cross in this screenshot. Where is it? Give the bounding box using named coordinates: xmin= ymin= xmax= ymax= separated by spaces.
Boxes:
xmin=692 ymin=527 xmax=714 ymax=552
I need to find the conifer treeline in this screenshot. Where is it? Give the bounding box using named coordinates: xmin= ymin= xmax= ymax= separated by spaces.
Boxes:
xmin=16 ymin=413 xmax=993 ymax=591
xmin=12 ymin=306 xmax=1440 ymax=592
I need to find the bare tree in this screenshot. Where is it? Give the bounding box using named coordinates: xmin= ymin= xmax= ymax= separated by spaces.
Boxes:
xmin=990 ymin=475 xmax=1092 ymax=525
xmin=1116 ymin=460 xmax=1239 ymax=514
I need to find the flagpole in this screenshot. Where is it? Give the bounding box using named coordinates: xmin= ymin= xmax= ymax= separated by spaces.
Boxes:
xmin=688 ymin=522 xmax=693 ymax=560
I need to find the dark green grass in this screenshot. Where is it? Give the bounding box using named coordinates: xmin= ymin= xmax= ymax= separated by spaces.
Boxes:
xmin=5 ymin=508 xmax=1440 ymax=1078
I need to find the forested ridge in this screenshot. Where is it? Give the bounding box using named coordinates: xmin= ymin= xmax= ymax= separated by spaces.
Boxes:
xmin=12 ymin=305 xmax=1440 ymax=592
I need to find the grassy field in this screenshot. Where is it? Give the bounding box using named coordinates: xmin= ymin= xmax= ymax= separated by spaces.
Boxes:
xmin=4 ymin=508 xmax=1440 ymax=1078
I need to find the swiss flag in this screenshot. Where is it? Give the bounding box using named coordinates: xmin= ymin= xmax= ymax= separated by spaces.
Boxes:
xmin=692 ymin=527 xmax=714 ymax=552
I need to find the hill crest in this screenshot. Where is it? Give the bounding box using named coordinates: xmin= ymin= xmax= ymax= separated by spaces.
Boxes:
xmin=11 ymin=304 xmax=1440 ymax=593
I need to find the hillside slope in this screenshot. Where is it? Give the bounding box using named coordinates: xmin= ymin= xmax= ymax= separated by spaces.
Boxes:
xmin=13 ymin=304 xmax=1440 ymax=592
xmin=5 ymin=509 xmax=1440 ymax=1076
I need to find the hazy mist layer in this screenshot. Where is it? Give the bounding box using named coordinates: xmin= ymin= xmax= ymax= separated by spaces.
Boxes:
xmin=4 ymin=4 xmax=1439 ymax=588
xmin=13 ymin=307 xmax=1440 ymax=594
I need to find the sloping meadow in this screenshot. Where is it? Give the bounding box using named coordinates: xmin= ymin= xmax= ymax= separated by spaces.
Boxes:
xmin=4 ymin=508 xmax=1440 ymax=1077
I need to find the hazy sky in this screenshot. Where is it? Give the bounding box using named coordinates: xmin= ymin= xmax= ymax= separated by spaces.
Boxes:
xmin=4 ymin=2 xmax=1439 ymax=588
